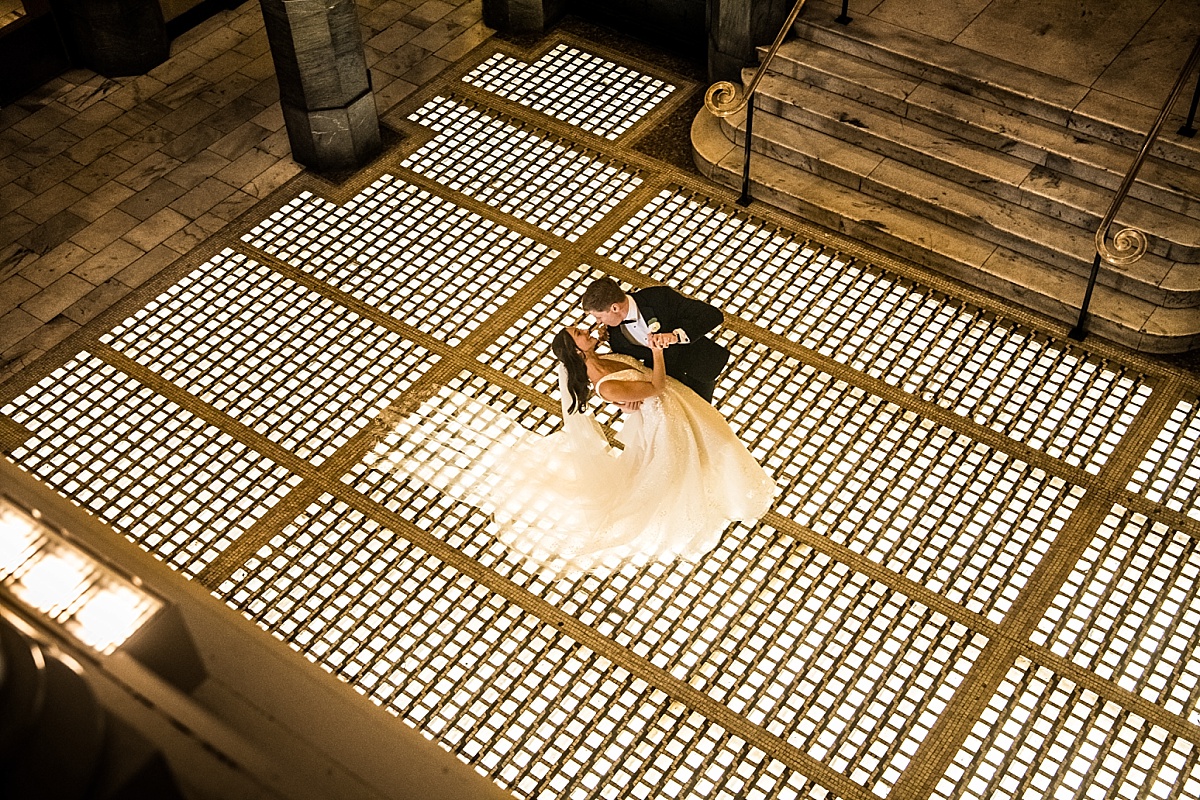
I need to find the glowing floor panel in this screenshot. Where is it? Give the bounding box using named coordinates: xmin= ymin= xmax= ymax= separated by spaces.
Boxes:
xmin=1128 ymin=397 xmax=1200 ymax=521
xmin=2 ymin=353 xmax=302 ymax=576
xmin=99 ymin=249 xmax=438 ymax=465
xmin=218 ymin=494 xmax=840 ymax=800
xmin=463 ymin=43 xmax=675 ymax=139
xmin=243 ymin=176 xmax=559 ymax=343
xmin=599 ymin=190 xmax=1151 ymax=473
xmin=1032 ymin=506 xmax=1200 ymax=721
xmin=933 ymin=662 xmax=1200 ymax=800
xmin=405 ymin=96 xmax=642 ymax=241
xmin=724 ymin=336 xmax=1084 ymax=622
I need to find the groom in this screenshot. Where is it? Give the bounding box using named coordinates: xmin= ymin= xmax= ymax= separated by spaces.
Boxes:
xmin=581 ymin=277 xmax=730 ymax=403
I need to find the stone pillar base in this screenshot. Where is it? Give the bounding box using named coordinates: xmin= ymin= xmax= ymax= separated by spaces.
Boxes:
xmin=53 ymin=0 xmax=169 ymax=76
xmin=482 ymin=0 xmax=564 ymax=34
xmin=282 ymin=91 xmax=381 ymax=171
xmin=707 ymin=0 xmax=791 ymax=83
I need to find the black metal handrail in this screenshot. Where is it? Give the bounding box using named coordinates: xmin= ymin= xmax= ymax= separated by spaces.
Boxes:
xmin=702 ymin=0 xmax=810 ymax=206
xmin=1180 ymin=57 xmax=1200 ymax=137
xmin=1070 ymin=37 xmax=1200 ymax=341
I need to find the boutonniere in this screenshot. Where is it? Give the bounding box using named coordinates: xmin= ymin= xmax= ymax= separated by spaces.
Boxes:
xmin=647 ymin=318 xmax=660 ymax=333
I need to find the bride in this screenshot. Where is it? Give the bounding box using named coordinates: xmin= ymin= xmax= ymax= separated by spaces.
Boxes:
xmin=475 ymin=325 xmax=775 ymax=575
xmin=373 ymin=326 xmax=775 ymax=576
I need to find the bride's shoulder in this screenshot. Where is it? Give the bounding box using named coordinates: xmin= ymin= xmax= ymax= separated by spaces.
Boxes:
xmin=595 ymin=358 xmax=645 ymax=389
xmin=596 ymin=356 xmax=644 ymax=379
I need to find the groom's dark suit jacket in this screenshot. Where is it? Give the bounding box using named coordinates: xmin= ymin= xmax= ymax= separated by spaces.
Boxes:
xmin=605 ymin=286 xmax=730 ymax=399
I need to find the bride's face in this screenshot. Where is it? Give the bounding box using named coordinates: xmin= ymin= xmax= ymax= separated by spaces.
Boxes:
xmin=567 ymin=326 xmax=597 ymax=352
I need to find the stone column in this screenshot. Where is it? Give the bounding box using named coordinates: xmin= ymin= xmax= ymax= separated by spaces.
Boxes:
xmin=707 ymin=0 xmax=792 ymax=83
xmin=259 ymin=0 xmax=381 ymax=171
xmin=482 ymin=0 xmax=564 ymax=34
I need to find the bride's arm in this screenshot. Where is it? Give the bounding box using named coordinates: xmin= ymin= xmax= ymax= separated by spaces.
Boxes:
xmin=649 ymin=343 xmax=666 ymax=393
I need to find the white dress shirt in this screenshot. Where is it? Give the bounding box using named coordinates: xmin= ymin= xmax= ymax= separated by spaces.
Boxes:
xmin=622 ymin=295 xmax=689 ymax=347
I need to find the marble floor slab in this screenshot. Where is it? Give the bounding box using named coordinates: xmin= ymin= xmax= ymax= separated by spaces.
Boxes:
xmin=954 ymin=0 xmax=1165 ymax=85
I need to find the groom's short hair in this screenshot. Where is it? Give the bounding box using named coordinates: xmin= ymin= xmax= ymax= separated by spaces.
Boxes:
xmin=581 ymin=278 xmax=626 ymax=312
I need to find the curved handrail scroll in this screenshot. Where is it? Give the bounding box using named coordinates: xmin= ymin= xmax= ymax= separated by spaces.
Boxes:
xmin=1094 ymin=38 xmax=1200 ymax=267
xmin=1072 ymin=36 xmax=1200 ymax=340
xmin=704 ymin=0 xmax=810 ymax=118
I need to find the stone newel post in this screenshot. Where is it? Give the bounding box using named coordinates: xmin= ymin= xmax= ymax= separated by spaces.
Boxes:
xmin=708 ymin=0 xmax=792 ymax=83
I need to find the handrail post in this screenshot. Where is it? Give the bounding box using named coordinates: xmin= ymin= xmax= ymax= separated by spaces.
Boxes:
xmin=836 ymin=0 xmax=851 ymax=25
xmin=737 ymin=97 xmax=755 ymax=206
xmin=1180 ymin=66 xmax=1200 ymax=137
xmin=700 ymin=0 xmax=806 ymax=203
xmin=1069 ymin=253 xmax=1103 ymax=340
xmin=703 ymin=0 xmax=809 ymax=205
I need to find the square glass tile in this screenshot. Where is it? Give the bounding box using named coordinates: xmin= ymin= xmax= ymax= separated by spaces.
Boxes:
xmin=242 ymin=176 xmax=557 ymax=342
xmin=405 ymin=97 xmax=642 ymax=241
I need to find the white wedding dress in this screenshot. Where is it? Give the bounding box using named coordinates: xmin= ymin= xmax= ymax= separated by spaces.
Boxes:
xmin=370 ymin=355 xmax=775 ymax=575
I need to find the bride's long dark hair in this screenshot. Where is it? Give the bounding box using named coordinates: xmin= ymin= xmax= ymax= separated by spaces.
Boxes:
xmin=552 ymin=329 xmax=591 ymax=414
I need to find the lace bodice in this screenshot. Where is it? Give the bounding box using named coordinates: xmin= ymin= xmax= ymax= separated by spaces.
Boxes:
xmin=594 ymin=355 xmax=648 ymax=403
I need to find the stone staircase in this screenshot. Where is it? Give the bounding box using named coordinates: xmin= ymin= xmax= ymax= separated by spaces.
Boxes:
xmin=691 ymin=0 xmax=1200 ymax=353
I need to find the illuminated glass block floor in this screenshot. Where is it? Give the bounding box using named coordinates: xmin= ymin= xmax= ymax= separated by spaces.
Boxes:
xmin=462 ymin=43 xmax=676 ymax=139
xmin=4 ymin=35 xmax=1200 ymax=800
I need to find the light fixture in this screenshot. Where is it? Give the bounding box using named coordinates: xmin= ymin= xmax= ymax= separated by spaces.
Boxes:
xmin=0 ymin=495 xmax=162 ymax=655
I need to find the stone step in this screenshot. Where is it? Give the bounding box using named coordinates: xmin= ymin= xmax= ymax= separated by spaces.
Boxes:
xmin=741 ymin=71 xmax=1200 ymax=263
xmin=724 ymin=102 xmax=1195 ymax=309
xmin=765 ymin=40 xmax=1200 ymax=220
xmin=792 ymin=0 xmax=1200 ymax=171
xmin=904 ymin=82 xmax=1200 ymax=221
xmin=692 ymin=105 xmax=1200 ymax=353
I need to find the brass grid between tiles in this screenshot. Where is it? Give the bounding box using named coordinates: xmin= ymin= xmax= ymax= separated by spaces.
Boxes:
xmin=1 ymin=339 xmax=882 ymax=798
xmin=343 ymin=113 xmax=1187 ymax=517
xmin=574 ymin=170 xmax=1200 ymax=783
xmin=16 ymin=199 xmax=1190 ymax=753
xmin=4 ymin=31 xmax=1200 ymax=800
xmin=7 ymin=331 xmax=1190 ymax=796
xmin=363 ymin=94 xmax=1200 ymax=530
xmin=2 ymin=155 xmax=1190 ymax=796
xmin=174 ymin=45 xmax=1200 ymax=800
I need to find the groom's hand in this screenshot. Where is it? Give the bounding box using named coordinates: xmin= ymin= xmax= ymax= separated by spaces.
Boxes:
xmin=615 ymin=400 xmax=642 ymax=413
xmin=648 ymin=332 xmax=677 ymax=349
